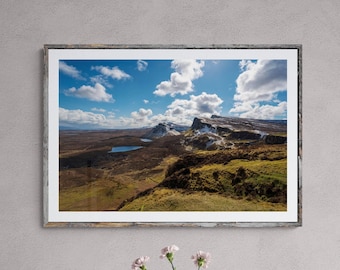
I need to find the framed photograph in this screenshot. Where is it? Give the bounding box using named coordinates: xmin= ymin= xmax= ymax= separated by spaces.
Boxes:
xmin=43 ymin=44 xmax=302 ymax=227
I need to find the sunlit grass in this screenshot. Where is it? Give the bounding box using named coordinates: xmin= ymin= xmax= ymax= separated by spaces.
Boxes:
xmin=59 ymin=155 xmax=179 ymax=211
xmin=59 ymin=138 xmax=288 ymax=211
xmin=120 ymin=188 xmax=287 ymax=211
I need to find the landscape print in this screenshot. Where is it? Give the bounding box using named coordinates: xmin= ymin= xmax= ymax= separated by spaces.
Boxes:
xmin=59 ymin=57 xmax=289 ymax=213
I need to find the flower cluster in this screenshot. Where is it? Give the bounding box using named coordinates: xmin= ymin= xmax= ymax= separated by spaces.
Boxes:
xmin=131 ymin=245 xmax=211 ymax=270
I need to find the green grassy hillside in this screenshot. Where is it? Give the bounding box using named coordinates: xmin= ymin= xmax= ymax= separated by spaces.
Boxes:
xmin=119 ymin=144 xmax=287 ymax=211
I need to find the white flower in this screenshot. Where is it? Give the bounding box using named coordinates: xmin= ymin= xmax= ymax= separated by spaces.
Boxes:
xmin=160 ymin=245 xmax=179 ymax=270
xmin=191 ymin=250 xmax=211 ymax=269
xmin=160 ymin=245 xmax=179 ymax=259
xmin=131 ymin=256 xmax=150 ymax=270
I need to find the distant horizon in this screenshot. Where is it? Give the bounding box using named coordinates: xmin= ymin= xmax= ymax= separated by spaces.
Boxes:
xmin=59 ymin=59 xmax=287 ymax=130
xmin=59 ymin=115 xmax=287 ymax=131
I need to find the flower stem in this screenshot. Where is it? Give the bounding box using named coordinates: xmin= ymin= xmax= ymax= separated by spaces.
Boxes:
xmin=170 ymin=260 xmax=176 ymax=270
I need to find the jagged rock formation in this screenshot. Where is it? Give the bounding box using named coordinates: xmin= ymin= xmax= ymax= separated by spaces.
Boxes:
xmin=143 ymin=123 xmax=181 ymax=139
xmin=143 ymin=116 xmax=286 ymax=149
xmin=185 ymin=116 xmax=287 ymax=150
xmin=192 ymin=115 xmax=286 ymax=134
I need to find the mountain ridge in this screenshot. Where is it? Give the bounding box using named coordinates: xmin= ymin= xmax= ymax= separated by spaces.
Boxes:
xmin=187 ymin=115 xmax=287 ymax=150
xmin=143 ymin=115 xmax=287 ymax=150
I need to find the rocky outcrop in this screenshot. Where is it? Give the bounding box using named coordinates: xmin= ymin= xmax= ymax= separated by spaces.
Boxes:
xmin=228 ymin=131 xmax=262 ymax=140
xmin=186 ymin=116 xmax=287 ymax=149
xmin=191 ymin=117 xmax=215 ymax=132
xmin=191 ymin=116 xmax=286 ymax=134
xmin=264 ymin=134 xmax=287 ymax=144
xmin=144 ymin=123 xmax=180 ymax=139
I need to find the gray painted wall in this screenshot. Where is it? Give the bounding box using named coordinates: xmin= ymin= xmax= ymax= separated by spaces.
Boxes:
xmin=1 ymin=1 xmax=339 ymax=269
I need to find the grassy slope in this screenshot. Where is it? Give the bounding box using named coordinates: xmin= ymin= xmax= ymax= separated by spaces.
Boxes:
xmin=120 ymin=145 xmax=287 ymax=211
xmin=59 ymin=130 xmax=287 ymax=212
xmin=59 ymin=155 xmax=179 ymax=211
xmin=119 ymin=188 xmax=287 ymax=211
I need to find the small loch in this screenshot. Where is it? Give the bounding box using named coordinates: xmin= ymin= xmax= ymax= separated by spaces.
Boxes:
xmin=108 ymin=146 xmax=143 ymax=153
xmin=140 ymin=138 xmax=152 ymax=142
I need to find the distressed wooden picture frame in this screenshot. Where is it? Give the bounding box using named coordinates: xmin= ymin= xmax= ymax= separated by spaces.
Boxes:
xmin=43 ymin=45 xmax=302 ymax=227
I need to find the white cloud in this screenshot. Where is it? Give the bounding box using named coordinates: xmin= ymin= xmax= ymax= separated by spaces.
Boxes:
xmin=137 ymin=60 xmax=148 ymax=71
xmin=107 ymin=111 xmax=115 ymax=118
xmin=239 ymin=59 xmax=253 ymax=71
xmin=60 ymin=108 xmax=107 ymax=128
xmin=99 ymin=92 xmax=223 ymax=128
xmin=236 ymin=101 xmax=287 ymax=119
xmin=150 ymin=92 xmax=223 ymax=126
xmin=60 ymin=107 xmax=153 ymax=129
xmin=90 ymin=75 xmax=114 ymax=88
xmin=59 ymin=61 xmax=85 ymax=80
xmin=60 ymin=92 xmax=223 ymax=129
xmin=131 ymin=108 xmax=153 ymax=123
xmin=91 ymin=107 xmax=106 ymax=113
xmin=64 ymin=83 xmax=114 ymax=102
xmin=116 ymin=108 xmax=154 ymax=128
xmin=60 ymin=108 xmax=126 ymax=129
xmin=143 ymin=99 xmax=149 ymax=104
xmin=153 ymin=59 xmax=205 ymax=97
xmin=230 ymin=60 xmax=287 ymax=119
xmin=92 ymin=66 xmax=131 ymax=80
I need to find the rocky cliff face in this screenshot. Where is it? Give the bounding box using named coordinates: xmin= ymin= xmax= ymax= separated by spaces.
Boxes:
xmin=143 ymin=116 xmax=286 ymax=149
xmin=186 ymin=116 xmax=287 ymax=150
xmin=192 ymin=116 xmax=286 ymax=134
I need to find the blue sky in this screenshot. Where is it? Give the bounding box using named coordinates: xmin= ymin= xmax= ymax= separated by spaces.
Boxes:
xmin=59 ymin=58 xmax=287 ymax=129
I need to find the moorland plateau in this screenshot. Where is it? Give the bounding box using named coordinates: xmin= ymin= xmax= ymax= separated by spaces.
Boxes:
xmin=59 ymin=116 xmax=287 ymax=211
